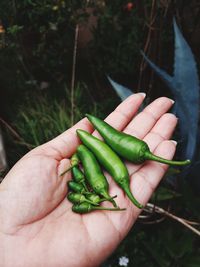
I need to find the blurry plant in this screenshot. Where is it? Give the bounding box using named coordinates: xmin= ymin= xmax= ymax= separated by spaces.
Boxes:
xmin=11 ymin=82 xmax=102 ymax=148
xmin=107 ymin=76 xmax=133 ymax=101
xmin=1 ymin=81 xmax=115 ymax=166
xmin=0 ymin=1 xmax=95 ymax=110
xmin=142 ymin=19 xmax=200 ymax=164
xmin=7 ymin=25 xmax=24 ymax=36
xmin=88 ymin=1 xmax=144 ymax=77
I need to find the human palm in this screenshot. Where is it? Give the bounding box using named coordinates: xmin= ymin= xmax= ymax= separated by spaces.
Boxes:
xmin=0 ymin=94 xmax=177 ymax=267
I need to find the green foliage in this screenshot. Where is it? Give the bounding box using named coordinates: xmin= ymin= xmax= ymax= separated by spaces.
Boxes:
xmin=151 ymin=186 xmax=181 ymax=202
xmin=7 ymin=25 xmax=24 ymax=35
xmin=89 ymin=1 xmax=144 ymax=77
xmin=13 ymin=84 xmax=96 ymax=147
xmin=2 ymin=81 xmax=117 ymax=166
xmin=0 ymin=0 xmax=93 ymax=109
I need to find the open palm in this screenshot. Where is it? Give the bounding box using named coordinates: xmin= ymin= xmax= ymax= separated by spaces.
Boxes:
xmin=0 ymin=94 xmax=177 ymax=267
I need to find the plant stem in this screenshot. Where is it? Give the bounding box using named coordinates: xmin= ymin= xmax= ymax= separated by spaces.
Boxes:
xmin=145 ymin=203 xmax=200 ymax=237
xmin=0 ymin=117 xmax=32 ymax=150
xmin=70 ymin=24 xmax=79 ymax=126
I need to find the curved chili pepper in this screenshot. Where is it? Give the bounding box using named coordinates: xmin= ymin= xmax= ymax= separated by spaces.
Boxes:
xmin=76 ymin=130 xmax=143 ymax=209
xmin=72 ymin=202 xmax=126 ymax=214
xmin=77 ymin=144 xmax=117 ymax=208
xmin=86 ymin=114 xmax=191 ymax=166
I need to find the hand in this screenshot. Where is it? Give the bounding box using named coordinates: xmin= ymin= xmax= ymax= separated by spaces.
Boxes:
xmin=0 ymin=94 xmax=177 ymax=267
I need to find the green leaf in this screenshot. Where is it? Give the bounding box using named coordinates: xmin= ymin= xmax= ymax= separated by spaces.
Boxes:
xmin=151 ymin=186 xmax=181 ymax=202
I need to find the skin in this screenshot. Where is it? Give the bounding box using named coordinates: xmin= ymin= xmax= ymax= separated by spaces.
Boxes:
xmin=0 ymin=94 xmax=178 ymax=267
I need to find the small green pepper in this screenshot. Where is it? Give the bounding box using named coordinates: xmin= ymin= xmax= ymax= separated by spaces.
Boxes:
xmin=67 ymin=181 xmax=89 ymax=195
xmin=72 ymin=166 xmax=88 ymax=191
xmin=77 ymin=144 xmax=117 ymax=208
xmin=86 ymin=193 xmax=117 ymax=205
xmin=60 ymin=153 xmax=80 ymax=176
xmin=72 ymin=202 xmax=126 ymax=214
xmin=86 ymin=114 xmax=191 ymax=166
xmin=67 ymin=192 xmax=98 ymax=205
xmin=76 ymin=130 xmax=143 ymax=209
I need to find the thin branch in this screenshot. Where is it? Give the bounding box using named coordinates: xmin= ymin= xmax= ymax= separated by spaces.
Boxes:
xmin=0 ymin=117 xmax=21 ymax=140
xmin=145 ymin=203 xmax=200 ymax=237
xmin=0 ymin=117 xmax=32 ymax=150
xmin=137 ymin=0 xmax=157 ymax=91
xmin=70 ymin=24 xmax=79 ymax=126
xmin=140 ymin=216 xmax=166 ymax=225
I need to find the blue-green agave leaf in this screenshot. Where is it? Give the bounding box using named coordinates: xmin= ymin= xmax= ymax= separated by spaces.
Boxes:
xmin=142 ymin=19 xmax=200 ymax=162
xmin=107 ymin=76 xmax=133 ymax=101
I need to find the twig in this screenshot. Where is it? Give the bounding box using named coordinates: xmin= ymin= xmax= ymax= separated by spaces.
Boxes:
xmin=137 ymin=0 xmax=157 ymax=91
xmin=163 ymin=0 xmax=172 ymax=17
xmin=0 ymin=117 xmax=21 ymax=140
xmin=0 ymin=117 xmax=32 ymax=150
xmin=70 ymin=24 xmax=79 ymax=126
xmin=140 ymin=216 xmax=166 ymax=225
xmin=145 ymin=203 xmax=200 ymax=237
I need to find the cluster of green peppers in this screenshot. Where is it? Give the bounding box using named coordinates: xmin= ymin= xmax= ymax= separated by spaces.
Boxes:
xmin=62 ymin=114 xmax=191 ymax=214
xmin=67 ymin=163 xmax=125 ymax=213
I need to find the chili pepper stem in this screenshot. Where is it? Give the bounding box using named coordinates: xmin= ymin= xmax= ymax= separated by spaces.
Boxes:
xmin=82 ymin=181 xmax=89 ymax=192
xmin=144 ymin=152 xmax=191 ymax=166
xmin=85 ymin=199 xmax=99 ymax=206
xmin=95 ymin=206 xmax=126 ymax=211
xmin=100 ymin=195 xmax=117 ymax=203
xmin=124 ymin=188 xmax=143 ymax=209
xmin=101 ymin=193 xmax=118 ymax=207
xmin=83 ymin=191 xmax=93 ymax=195
xmin=60 ymin=164 xmax=78 ymax=176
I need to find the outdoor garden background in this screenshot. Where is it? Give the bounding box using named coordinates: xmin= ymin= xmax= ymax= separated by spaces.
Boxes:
xmin=1 ymin=1 xmax=200 ymax=266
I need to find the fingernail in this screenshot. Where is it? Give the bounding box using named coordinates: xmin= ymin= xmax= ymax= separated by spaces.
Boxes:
xmin=169 ymin=98 xmax=175 ymax=104
xmin=171 ymin=140 xmax=177 ymax=146
xmin=138 ymin=92 xmax=146 ymax=98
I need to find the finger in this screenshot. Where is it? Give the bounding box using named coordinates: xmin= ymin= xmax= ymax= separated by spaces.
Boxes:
xmin=92 ymin=93 xmax=146 ymax=138
xmin=126 ymin=113 xmax=178 ymax=175
xmin=32 ymin=118 xmax=93 ymax=160
xmin=124 ymin=97 xmax=175 ymax=138
xmin=129 ymin=140 xmax=176 ymax=221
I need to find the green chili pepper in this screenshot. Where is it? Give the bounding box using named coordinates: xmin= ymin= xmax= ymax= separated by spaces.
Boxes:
xmin=67 ymin=192 xmax=98 ymax=205
xmin=72 ymin=202 xmax=126 ymax=214
xmin=67 ymin=181 xmax=90 ymax=195
xmin=77 ymin=144 xmax=118 ymax=208
xmin=76 ymin=130 xmax=143 ymax=209
xmin=86 ymin=193 xmax=117 ymax=205
xmin=86 ymin=114 xmax=191 ymax=166
xmin=60 ymin=153 xmax=80 ymax=176
xmin=72 ymin=166 xmax=88 ymax=191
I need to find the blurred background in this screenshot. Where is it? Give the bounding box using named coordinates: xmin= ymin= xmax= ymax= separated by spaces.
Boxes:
xmin=0 ymin=1 xmax=200 ymax=266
